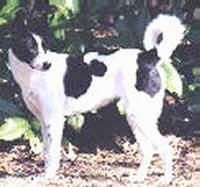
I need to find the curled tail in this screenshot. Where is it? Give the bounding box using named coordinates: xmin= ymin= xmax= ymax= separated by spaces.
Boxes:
xmin=143 ymin=14 xmax=185 ymax=60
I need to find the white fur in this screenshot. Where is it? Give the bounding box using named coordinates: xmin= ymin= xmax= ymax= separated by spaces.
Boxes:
xmin=31 ymin=34 xmax=52 ymax=70
xmin=144 ymin=14 xmax=185 ymax=60
xmin=8 ymin=14 xmax=185 ymax=183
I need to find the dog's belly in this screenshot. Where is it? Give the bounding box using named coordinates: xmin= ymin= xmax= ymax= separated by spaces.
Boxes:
xmin=64 ymin=76 xmax=120 ymax=115
xmin=65 ymin=96 xmax=115 ymax=115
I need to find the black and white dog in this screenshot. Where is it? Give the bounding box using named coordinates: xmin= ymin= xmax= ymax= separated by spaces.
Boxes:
xmin=8 ymin=13 xmax=185 ymax=183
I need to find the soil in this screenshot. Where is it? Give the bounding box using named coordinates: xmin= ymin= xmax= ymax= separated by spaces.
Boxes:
xmin=0 ymin=96 xmax=199 ymax=187
xmin=0 ymin=135 xmax=199 ymax=187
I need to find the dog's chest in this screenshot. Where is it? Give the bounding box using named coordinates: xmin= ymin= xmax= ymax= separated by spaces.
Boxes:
xmin=8 ymin=50 xmax=33 ymax=90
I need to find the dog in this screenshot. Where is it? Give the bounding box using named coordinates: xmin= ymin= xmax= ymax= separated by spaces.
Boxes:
xmin=8 ymin=13 xmax=185 ymax=183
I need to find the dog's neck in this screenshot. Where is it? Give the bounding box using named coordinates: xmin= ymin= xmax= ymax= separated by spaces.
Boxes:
xmin=8 ymin=48 xmax=69 ymax=90
xmin=8 ymin=49 xmax=35 ymax=88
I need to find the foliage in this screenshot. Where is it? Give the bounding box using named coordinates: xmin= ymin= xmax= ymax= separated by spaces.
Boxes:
xmin=161 ymin=61 xmax=183 ymax=97
xmin=0 ymin=0 xmax=199 ymax=149
xmin=0 ymin=117 xmax=42 ymax=153
xmin=0 ymin=0 xmax=19 ymax=25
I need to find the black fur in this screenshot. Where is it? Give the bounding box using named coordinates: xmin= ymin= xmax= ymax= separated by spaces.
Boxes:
xmin=64 ymin=56 xmax=108 ymax=98
xmin=12 ymin=32 xmax=39 ymax=64
xmin=156 ymin=33 xmax=163 ymax=44
xmin=64 ymin=55 xmax=92 ymax=98
xmin=135 ymin=49 xmax=161 ymax=97
xmin=97 ymin=48 xmax=119 ymax=55
xmin=89 ymin=59 xmax=107 ymax=76
xmin=11 ymin=11 xmax=40 ymax=64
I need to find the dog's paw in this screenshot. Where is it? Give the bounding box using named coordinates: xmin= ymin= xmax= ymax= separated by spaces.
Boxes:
xmin=156 ymin=174 xmax=173 ymax=186
xmin=127 ymin=173 xmax=146 ymax=184
xmin=62 ymin=142 xmax=78 ymax=162
xmin=65 ymin=150 xmax=78 ymax=162
xmin=43 ymin=169 xmax=57 ymax=179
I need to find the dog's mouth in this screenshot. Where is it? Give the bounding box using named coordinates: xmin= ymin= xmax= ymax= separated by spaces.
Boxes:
xmin=30 ymin=62 xmax=51 ymax=71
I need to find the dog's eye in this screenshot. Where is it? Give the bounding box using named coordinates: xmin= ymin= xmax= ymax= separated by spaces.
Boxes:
xmin=42 ymin=40 xmax=48 ymax=53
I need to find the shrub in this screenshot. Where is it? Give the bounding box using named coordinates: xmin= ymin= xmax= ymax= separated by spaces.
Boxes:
xmin=0 ymin=0 xmax=199 ymax=149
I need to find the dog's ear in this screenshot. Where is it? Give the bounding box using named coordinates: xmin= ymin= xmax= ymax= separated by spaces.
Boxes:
xmin=11 ymin=10 xmax=28 ymax=36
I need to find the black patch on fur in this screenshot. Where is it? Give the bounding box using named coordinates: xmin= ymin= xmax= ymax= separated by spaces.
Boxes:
xmin=64 ymin=55 xmax=92 ymax=98
xmin=64 ymin=55 xmax=109 ymax=98
xmin=156 ymin=33 xmax=163 ymax=44
xmin=41 ymin=40 xmax=48 ymax=53
xmin=89 ymin=59 xmax=107 ymax=76
xmin=135 ymin=49 xmax=161 ymax=97
xmin=97 ymin=48 xmax=119 ymax=55
xmin=11 ymin=11 xmax=40 ymax=64
xmin=12 ymin=32 xmax=39 ymax=64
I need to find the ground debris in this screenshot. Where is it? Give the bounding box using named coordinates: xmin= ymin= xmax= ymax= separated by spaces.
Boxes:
xmin=0 ymin=136 xmax=199 ymax=186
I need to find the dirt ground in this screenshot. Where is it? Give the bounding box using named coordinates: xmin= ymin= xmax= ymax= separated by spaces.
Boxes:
xmin=0 ymin=135 xmax=199 ymax=187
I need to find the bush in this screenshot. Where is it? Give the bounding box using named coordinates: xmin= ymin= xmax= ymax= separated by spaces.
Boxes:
xmin=0 ymin=0 xmax=199 ymax=149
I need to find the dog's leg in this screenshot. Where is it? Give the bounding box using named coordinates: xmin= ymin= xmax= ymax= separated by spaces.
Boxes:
xmin=35 ymin=93 xmax=66 ymax=178
xmin=41 ymin=113 xmax=65 ymax=178
xmin=121 ymin=77 xmax=172 ymax=183
xmin=126 ymin=113 xmax=155 ymax=183
xmin=126 ymin=101 xmax=173 ymax=184
xmin=137 ymin=122 xmax=173 ymax=184
xmin=149 ymin=127 xmax=173 ymax=184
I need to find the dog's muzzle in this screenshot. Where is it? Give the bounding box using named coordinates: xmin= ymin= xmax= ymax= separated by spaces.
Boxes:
xmin=30 ymin=61 xmax=51 ymax=71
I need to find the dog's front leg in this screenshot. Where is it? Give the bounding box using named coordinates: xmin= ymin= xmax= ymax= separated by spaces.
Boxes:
xmin=41 ymin=113 xmax=65 ymax=178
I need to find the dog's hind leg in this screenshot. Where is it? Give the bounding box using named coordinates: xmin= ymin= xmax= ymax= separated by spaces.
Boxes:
xmin=126 ymin=113 xmax=155 ymax=183
xmin=126 ymin=98 xmax=173 ymax=184
xmin=148 ymin=126 xmax=173 ymax=184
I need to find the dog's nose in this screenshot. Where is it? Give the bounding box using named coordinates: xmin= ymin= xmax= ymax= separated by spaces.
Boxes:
xmin=42 ymin=62 xmax=51 ymax=70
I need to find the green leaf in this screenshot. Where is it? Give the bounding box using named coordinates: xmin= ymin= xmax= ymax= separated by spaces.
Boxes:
xmin=68 ymin=0 xmax=81 ymax=14
xmin=116 ymin=100 xmax=125 ymax=115
xmin=49 ymin=0 xmax=66 ymax=7
xmin=24 ymin=128 xmax=43 ymax=154
xmin=0 ymin=117 xmax=42 ymax=154
xmin=30 ymin=119 xmax=41 ymax=133
xmin=66 ymin=114 xmax=84 ymax=133
xmin=0 ymin=98 xmax=23 ymax=116
xmin=0 ymin=17 xmax=7 ymax=25
xmin=0 ymin=117 xmax=29 ymax=141
xmin=0 ymin=0 xmax=19 ymax=22
xmin=161 ymin=61 xmax=183 ymax=96
xmin=49 ymin=0 xmax=80 ymax=15
xmin=193 ymin=67 xmax=200 ymax=76
xmin=189 ymin=83 xmax=200 ymax=91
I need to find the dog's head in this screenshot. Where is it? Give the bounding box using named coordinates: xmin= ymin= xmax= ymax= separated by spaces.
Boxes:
xmin=11 ymin=11 xmax=51 ymax=71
